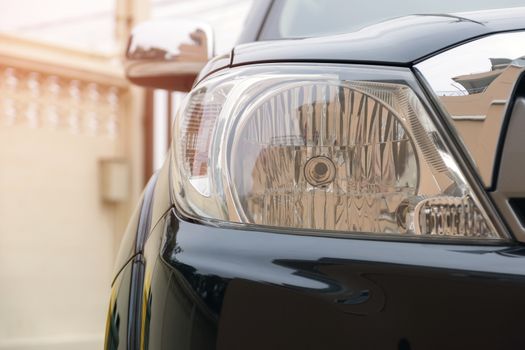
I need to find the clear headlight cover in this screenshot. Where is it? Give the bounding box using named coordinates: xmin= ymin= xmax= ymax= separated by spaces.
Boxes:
xmin=171 ymin=64 xmax=507 ymax=240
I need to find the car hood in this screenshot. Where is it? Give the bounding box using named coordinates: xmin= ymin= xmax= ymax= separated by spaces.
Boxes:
xmin=231 ymin=7 xmax=525 ymax=67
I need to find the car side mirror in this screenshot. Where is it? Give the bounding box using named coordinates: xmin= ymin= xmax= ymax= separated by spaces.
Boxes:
xmin=125 ymin=20 xmax=214 ymax=92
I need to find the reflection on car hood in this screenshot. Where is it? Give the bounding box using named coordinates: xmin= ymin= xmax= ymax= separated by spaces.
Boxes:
xmin=232 ymin=7 xmax=525 ymax=67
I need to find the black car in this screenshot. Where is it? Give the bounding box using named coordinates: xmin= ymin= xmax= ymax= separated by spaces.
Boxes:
xmin=106 ymin=1 xmax=525 ymax=349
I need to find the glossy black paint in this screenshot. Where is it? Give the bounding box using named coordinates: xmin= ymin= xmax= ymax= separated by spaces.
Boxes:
xmin=111 ymin=172 xmax=159 ymax=280
xmin=232 ymin=8 xmax=525 ymax=67
xmin=106 ymin=260 xmax=133 ymax=350
xmin=106 ymin=169 xmax=162 ymax=350
xmin=138 ymin=208 xmax=525 ymax=350
xmin=488 ymin=79 xmax=525 ymax=243
xmin=127 ymin=255 xmax=145 ymax=350
xmin=107 ymin=5 xmax=525 ymax=349
xmin=136 ymin=174 xmax=158 ymax=252
xmin=195 ymin=7 xmax=525 ymax=86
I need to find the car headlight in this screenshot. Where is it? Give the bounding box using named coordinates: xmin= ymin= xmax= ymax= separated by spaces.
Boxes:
xmin=171 ymin=64 xmax=507 ymax=241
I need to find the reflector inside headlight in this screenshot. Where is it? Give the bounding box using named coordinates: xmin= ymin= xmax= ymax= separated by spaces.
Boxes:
xmin=171 ymin=65 xmax=506 ymax=240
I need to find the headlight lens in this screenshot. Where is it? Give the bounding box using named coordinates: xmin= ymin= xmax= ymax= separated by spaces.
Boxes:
xmin=171 ymin=64 xmax=506 ymax=240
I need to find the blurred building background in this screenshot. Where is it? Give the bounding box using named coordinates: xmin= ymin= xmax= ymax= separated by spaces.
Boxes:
xmin=0 ymin=0 xmax=252 ymax=349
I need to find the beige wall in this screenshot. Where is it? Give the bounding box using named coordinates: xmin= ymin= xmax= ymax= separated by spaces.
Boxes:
xmin=0 ymin=128 xmax=117 ymax=349
xmin=0 ymin=33 xmax=145 ymax=349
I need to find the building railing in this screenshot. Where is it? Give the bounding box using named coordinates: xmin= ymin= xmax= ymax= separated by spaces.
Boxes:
xmin=0 ymin=33 xmax=129 ymax=137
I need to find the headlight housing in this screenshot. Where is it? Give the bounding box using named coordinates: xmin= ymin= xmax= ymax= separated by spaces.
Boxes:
xmin=171 ymin=64 xmax=507 ymax=241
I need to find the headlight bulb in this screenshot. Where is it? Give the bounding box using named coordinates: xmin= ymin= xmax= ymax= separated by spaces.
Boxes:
xmin=304 ymin=156 xmax=336 ymax=187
